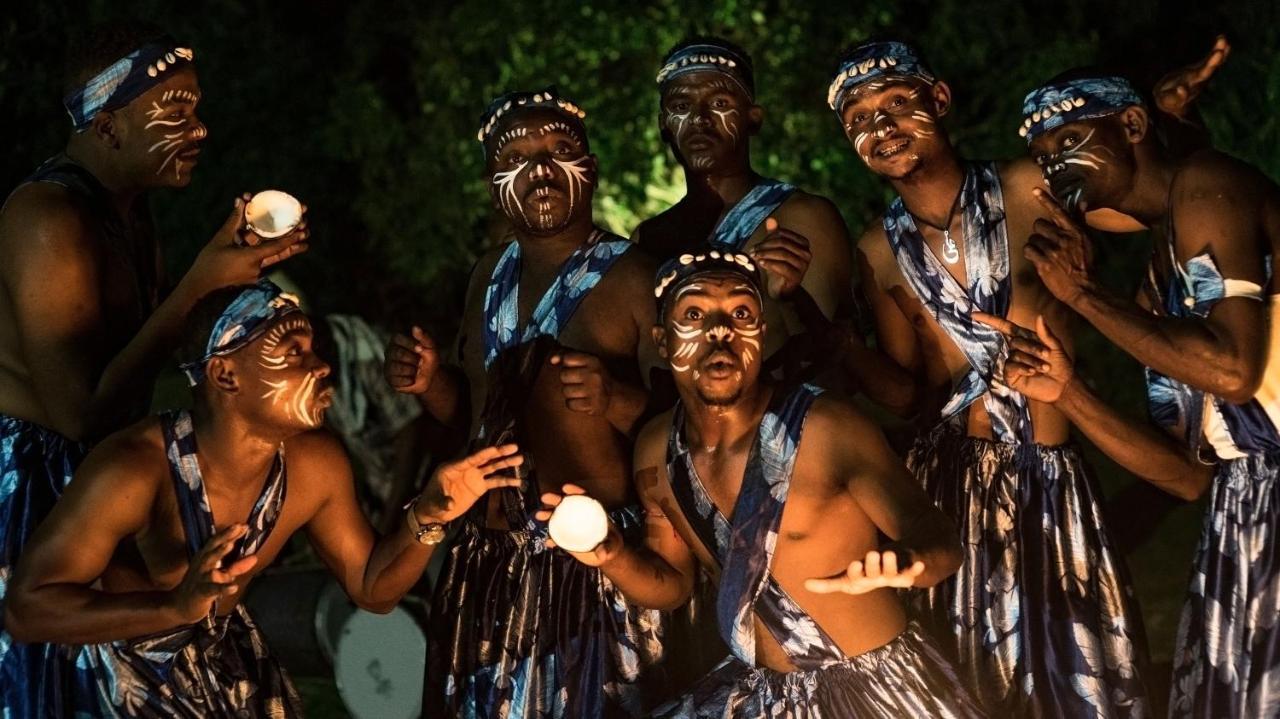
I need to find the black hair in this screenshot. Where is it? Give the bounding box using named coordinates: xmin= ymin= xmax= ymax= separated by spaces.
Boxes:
xmin=62 ymin=19 xmax=168 ymax=95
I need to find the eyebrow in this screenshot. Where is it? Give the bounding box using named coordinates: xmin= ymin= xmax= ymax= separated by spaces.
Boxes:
xmin=269 ymin=327 xmax=311 ymax=348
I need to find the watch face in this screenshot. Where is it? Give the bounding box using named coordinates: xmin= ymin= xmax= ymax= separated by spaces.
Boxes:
xmin=418 ymin=524 xmax=447 ymax=545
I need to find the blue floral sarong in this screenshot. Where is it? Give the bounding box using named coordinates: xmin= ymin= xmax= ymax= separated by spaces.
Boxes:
xmin=654 ymin=385 xmax=984 ymax=718
xmin=889 ymin=161 xmax=1149 ymax=716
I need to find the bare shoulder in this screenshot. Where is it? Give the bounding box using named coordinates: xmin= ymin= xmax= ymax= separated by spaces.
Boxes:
xmin=778 ymin=190 xmax=852 ymax=253
xmin=854 ymin=218 xmax=894 ymax=279
xmin=635 ymin=409 xmax=674 ymax=469
xmin=605 ymin=243 xmax=659 ymax=293
xmin=803 ymin=393 xmax=878 ymax=441
xmin=283 ymin=429 xmax=352 ymax=475
xmin=0 ymin=182 xmax=96 ymax=263
xmin=74 ymin=416 xmax=168 ymax=490
xmin=996 ymin=156 xmax=1044 ymax=194
xmin=1175 ymin=149 xmax=1275 ymax=201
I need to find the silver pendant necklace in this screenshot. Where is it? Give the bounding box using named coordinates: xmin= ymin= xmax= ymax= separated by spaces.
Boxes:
xmin=916 ymin=182 xmax=964 ymax=265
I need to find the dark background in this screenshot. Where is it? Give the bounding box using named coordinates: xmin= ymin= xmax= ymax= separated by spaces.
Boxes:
xmin=5 ymin=1 xmax=1278 ymax=715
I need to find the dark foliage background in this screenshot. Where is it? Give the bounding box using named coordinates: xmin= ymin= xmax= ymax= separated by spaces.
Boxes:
xmin=4 ymin=0 xmax=1278 ymax=713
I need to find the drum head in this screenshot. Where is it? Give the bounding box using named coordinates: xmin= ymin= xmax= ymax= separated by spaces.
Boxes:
xmin=332 ymin=606 xmax=426 ymax=719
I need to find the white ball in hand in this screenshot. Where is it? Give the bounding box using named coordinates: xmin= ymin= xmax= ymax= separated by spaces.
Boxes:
xmin=547 ymin=495 xmax=608 ymax=553
xmin=245 ymin=190 xmax=303 ymax=239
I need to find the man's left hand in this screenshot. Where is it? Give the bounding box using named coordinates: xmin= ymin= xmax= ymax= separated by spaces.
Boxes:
xmin=552 ymin=351 xmax=614 ymax=416
xmin=803 ymin=549 xmax=925 ymax=595
xmin=1026 ymin=188 xmax=1096 ymax=307
xmin=752 ymin=217 xmax=813 ymax=300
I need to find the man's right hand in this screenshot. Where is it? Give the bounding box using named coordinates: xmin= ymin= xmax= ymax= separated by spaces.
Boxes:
xmin=535 ymin=484 xmax=623 ymax=567
xmin=180 ymin=195 xmax=310 ymax=299
xmin=974 ymin=313 xmax=1074 ymax=403
xmin=385 ymin=326 xmax=439 ymax=395
xmin=168 ymin=524 xmax=258 ymax=625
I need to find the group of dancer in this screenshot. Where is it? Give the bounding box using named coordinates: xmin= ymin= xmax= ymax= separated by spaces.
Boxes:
xmin=0 ymin=19 xmax=1276 ymax=719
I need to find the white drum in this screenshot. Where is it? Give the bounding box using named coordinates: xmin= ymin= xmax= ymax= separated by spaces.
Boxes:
xmin=315 ymin=581 xmax=425 ymax=719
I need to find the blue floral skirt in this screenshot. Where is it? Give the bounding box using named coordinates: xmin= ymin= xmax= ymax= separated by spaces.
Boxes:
xmin=907 ymin=427 xmax=1150 ymax=717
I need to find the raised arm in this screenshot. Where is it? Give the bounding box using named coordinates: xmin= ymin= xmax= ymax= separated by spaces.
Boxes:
xmin=6 ymin=430 xmax=255 ymax=643
xmin=300 ymin=431 xmax=521 ymax=613
xmin=841 ymin=239 xmax=921 ymax=416
xmin=1026 ymin=180 xmax=1268 ymax=403
xmin=537 ymin=416 xmax=699 ymax=610
xmin=1 ymin=191 xmax=307 ymax=441
xmin=977 ymin=312 xmax=1212 ymax=500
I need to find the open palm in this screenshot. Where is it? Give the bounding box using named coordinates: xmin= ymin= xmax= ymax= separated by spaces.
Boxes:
xmin=421 ymin=444 xmax=523 ymax=522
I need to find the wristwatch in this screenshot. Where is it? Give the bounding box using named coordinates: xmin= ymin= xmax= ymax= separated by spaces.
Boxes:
xmin=404 ymin=496 xmax=448 ymax=545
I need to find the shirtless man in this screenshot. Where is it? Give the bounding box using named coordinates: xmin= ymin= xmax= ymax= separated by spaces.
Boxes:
xmin=0 ymin=24 xmax=306 ymax=716
xmin=829 ymin=40 xmax=1149 ymax=715
xmin=4 ymin=281 xmax=519 ymax=717
xmin=538 ymin=250 xmax=983 ymax=717
xmin=1012 ymin=71 xmax=1280 ymax=717
xmin=384 ymin=88 xmax=665 ymax=717
xmin=633 ymin=36 xmax=859 ymax=381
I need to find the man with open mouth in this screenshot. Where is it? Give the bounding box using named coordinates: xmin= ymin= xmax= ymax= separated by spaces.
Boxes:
xmin=0 ymin=20 xmax=310 ymax=717
xmin=4 ymin=281 xmax=520 ymax=717
xmin=539 ymin=249 xmax=984 ymax=717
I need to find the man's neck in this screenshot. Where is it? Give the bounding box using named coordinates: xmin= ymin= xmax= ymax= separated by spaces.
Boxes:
xmin=64 ymin=137 xmax=143 ymax=217
xmin=681 ymin=381 xmax=774 ymax=452
xmin=683 ymin=160 xmax=758 ymax=212
xmin=1113 ymin=148 xmax=1178 ymax=226
xmin=190 ymin=403 xmax=285 ymax=493
xmin=514 ymin=214 xmax=596 ymax=268
xmin=887 ymin=146 xmax=967 ymax=229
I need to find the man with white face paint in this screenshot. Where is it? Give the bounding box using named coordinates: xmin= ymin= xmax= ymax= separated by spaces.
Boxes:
xmin=4 ymin=281 xmax=521 ymax=717
xmin=538 ymin=249 xmax=984 ymax=717
xmin=384 ymin=88 xmax=666 ymax=717
xmin=633 ymin=36 xmax=866 ymax=385
xmin=828 ymin=40 xmax=1158 ymax=716
xmin=999 ymin=71 xmax=1280 ymax=717
xmin=0 ymin=21 xmax=309 ymax=717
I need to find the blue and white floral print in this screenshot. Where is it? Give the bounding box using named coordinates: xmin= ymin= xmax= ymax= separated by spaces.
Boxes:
xmin=709 ymin=179 xmax=795 ymax=253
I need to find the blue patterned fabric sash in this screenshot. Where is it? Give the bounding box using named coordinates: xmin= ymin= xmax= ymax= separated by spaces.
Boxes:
xmin=667 ymin=384 xmax=843 ymax=669
xmin=482 ymin=228 xmax=632 ymax=369
xmin=883 ymin=161 xmax=1033 ymax=445
xmin=709 ymin=179 xmax=796 ymax=252
xmin=1144 ymin=239 xmax=1280 ymax=456
xmin=159 ymin=410 xmax=286 ymax=587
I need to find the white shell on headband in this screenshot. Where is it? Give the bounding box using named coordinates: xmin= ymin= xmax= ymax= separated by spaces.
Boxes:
xmin=547 ymin=495 xmax=609 ymax=553
xmin=245 ymin=190 xmax=303 ymax=239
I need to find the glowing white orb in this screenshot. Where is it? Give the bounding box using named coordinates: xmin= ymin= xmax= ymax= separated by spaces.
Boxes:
xmin=245 ymin=190 xmax=303 ymax=239
xmin=547 ymin=495 xmax=608 ymax=553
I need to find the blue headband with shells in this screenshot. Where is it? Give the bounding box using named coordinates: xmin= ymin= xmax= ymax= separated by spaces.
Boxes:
xmin=827 ymin=41 xmax=935 ymax=112
xmin=1019 ymin=76 xmax=1144 ymax=144
xmin=63 ymin=36 xmax=194 ymax=131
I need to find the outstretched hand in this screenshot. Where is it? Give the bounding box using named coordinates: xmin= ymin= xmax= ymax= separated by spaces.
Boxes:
xmin=974 ymin=313 xmax=1074 ymax=403
xmin=804 ymin=549 xmax=924 ymax=595
xmin=1026 ymin=189 xmax=1095 ymax=306
xmin=1154 ymin=35 xmax=1230 ymax=119
xmin=535 ymin=483 xmax=622 ymax=567
xmin=752 ymin=217 xmax=813 ymax=300
xmin=416 ymin=444 xmax=524 ymax=523
xmin=169 ymin=524 xmax=258 ymax=624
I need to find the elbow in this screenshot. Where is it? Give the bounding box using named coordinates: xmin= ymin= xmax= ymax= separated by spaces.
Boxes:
xmin=1217 ymin=372 xmax=1263 ymax=406
xmin=351 ymin=595 xmax=399 ymax=615
xmin=1173 ymin=468 xmax=1213 ymax=502
xmin=4 ymin=590 xmax=39 ymax=643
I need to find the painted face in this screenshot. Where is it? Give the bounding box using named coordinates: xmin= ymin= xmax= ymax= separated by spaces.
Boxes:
xmin=660 ymin=71 xmax=754 ymax=173
xmin=840 ymin=78 xmax=942 ymax=180
xmin=232 ymin=315 xmax=333 ymax=431
xmin=658 ymin=272 xmax=765 ymax=407
xmin=1028 ymin=117 xmax=1133 ymax=214
xmin=487 ymin=108 xmax=596 ymax=235
xmin=120 ymin=67 xmax=207 ymax=188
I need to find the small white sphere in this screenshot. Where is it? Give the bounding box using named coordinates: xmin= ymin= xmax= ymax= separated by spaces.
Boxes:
xmin=245 ymin=190 xmax=303 ymax=239
xmin=547 ymin=495 xmax=608 ymax=553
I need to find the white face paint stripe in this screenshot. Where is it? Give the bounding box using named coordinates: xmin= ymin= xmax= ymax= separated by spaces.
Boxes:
xmin=711 ymin=108 xmax=739 ymax=143
xmin=492 ymin=162 xmax=530 ymax=223
xmin=551 ymin=155 xmax=592 ymax=219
